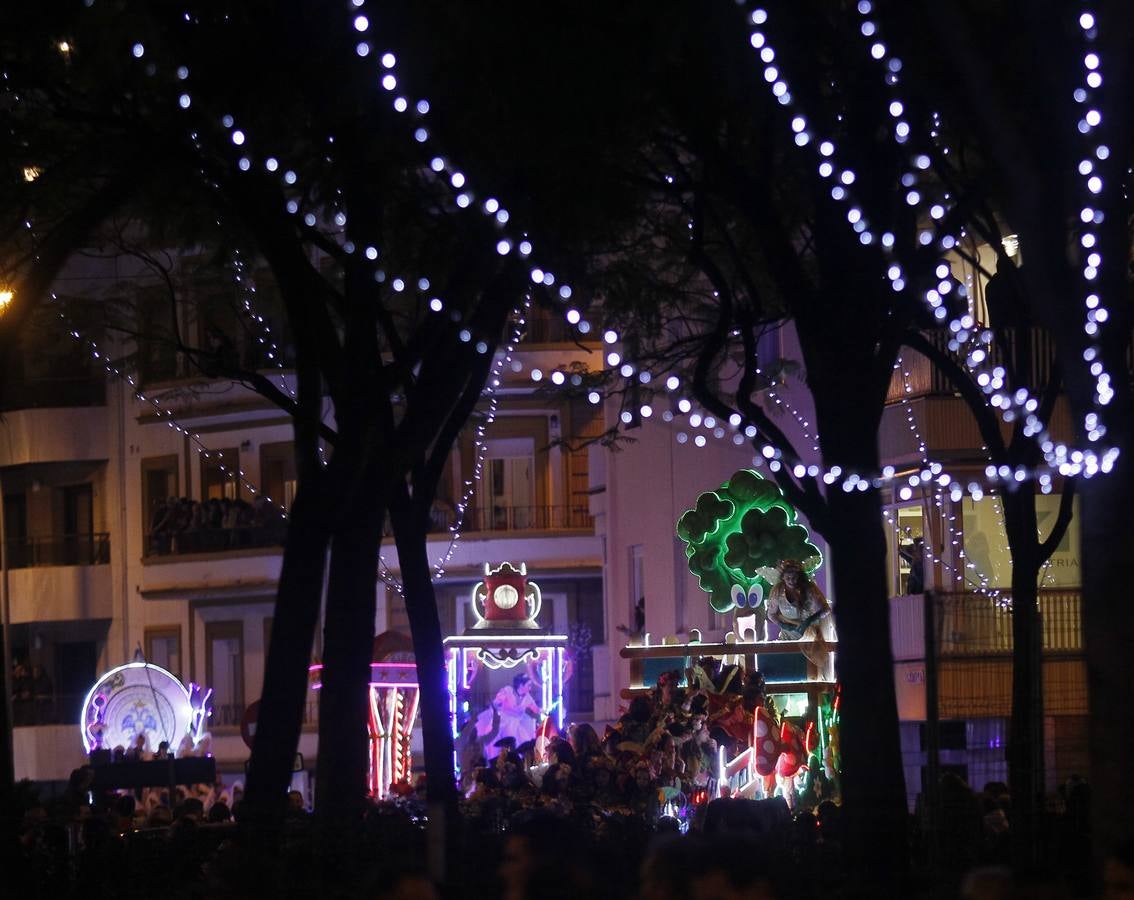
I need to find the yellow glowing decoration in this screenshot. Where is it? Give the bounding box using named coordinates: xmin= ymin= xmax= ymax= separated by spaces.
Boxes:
xmin=22 ymin=167 xmax=41 ymax=183
xmin=0 ymin=289 xmax=14 ymax=314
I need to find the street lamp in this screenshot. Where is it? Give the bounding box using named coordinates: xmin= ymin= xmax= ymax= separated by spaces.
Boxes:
xmin=0 ymin=289 xmax=13 ymax=314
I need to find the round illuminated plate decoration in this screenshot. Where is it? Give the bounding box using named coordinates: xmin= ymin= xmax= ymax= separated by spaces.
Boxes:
xmin=493 ymin=584 xmax=520 ymax=610
xmin=81 ymin=662 xmax=198 ymax=754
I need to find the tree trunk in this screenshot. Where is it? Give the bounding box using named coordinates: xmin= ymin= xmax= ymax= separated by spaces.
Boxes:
xmin=315 ymin=493 xmax=384 ymax=823
xmin=1080 ymin=452 xmax=1134 ymax=853
xmin=244 ymin=485 xmax=331 ymax=820
xmin=806 ymin=375 xmax=909 ymax=891
xmin=389 ymin=496 xmax=456 ymax=881
xmin=825 ymin=482 xmax=911 ymax=888
xmin=1001 ymin=485 xmax=1044 ymax=871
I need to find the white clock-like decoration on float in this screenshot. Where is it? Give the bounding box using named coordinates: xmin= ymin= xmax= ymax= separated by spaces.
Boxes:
xmin=493 ymin=584 xmax=520 ymax=610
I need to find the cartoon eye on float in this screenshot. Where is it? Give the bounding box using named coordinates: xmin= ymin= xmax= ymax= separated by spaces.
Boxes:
xmin=731 ymin=584 xmax=745 ymax=608
xmin=730 ymin=583 xmax=764 ymax=609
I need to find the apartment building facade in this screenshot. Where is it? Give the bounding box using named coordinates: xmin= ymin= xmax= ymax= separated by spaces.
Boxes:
xmin=5 ymin=240 xmax=1085 ymax=811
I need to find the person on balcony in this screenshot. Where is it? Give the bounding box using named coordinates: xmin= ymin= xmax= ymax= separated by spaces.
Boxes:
xmin=899 ymin=536 xmax=926 ymax=595
xmin=31 ymin=664 xmax=53 ymax=723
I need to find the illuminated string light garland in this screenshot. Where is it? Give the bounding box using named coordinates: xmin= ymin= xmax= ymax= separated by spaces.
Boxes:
xmin=1071 ymin=8 xmax=1116 ymax=429
xmin=895 ymin=355 xmax=928 ymax=462
xmin=378 ymin=292 xmax=531 ymax=593
xmin=741 ymin=3 xmax=1118 ymax=482
xmin=46 ymin=293 xmax=289 ymax=513
xmin=80 ymin=1 xmax=1125 ymax=504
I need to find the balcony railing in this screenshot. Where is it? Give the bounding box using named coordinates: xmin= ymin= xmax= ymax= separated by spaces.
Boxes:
xmin=523 ymin=315 xmax=576 ymax=344
xmin=935 ymin=589 xmax=1081 ymax=656
xmin=146 ymin=523 xmax=287 ymax=557
xmin=147 ymin=503 xmax=593 ymax=557
xmin=209 ymin=698 xmax=319 ymax=730
xmin=0 ymin=375 xmax=106 ymax=410
xmin=888 ymin=328 xmax=1062 ymax=403
xmin=5 ymin=532 xmax=110 ymax=568
xmin=11 ymin=691 xmax=84 ymax=727
xmin=423 ymin=503 xmax=594 ymax=534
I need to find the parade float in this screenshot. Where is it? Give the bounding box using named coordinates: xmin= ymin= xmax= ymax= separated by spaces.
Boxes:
xmin=81 ymin=660 xmax=212 ymax=757
xmin=445 ymin=562 xmax=571 ymax=772
xmin=309 ymin=632 xmax=422 ymax=800
xmin=619 ymin=468 xmax=842 ymax=808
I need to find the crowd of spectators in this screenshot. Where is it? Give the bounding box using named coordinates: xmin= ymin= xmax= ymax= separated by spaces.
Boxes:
xmin=147 ymin=495 xmax=286 ymax=555
xmin=456 ymin=659 xmax=836 ymax=835
xmin=11 ymin=659 xmax=56 ymax=726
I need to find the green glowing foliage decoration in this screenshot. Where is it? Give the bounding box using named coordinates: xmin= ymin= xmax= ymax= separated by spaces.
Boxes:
xmin=677 ymin=469 xmax=821 ymax=613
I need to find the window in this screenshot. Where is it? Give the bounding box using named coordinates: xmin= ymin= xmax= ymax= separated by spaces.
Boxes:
xmin=145 ymin=626 xmax=182 ymax=679
xmin=205 ymin=621 xmax=244 ymax=727
xmin=201 ymin=449 xmax=240 ymax=501
xmin=4 ymin=493 xmax=28 ymax=568
xmin=483 ymin=438 xmax=535 ymax=529
xmin=138 ymin=287 xmax=178 ymax=383
xmin=196 ymin=290 xmax=242 ymax=372
xmin=962 ymin=493 xmax=1081 ymax=591
xmin=629 ymin=544 xmax=645 ymax=636
xmin=885 ymin=501 xmax=926 ymax=596
xmin=260 ymin=442 xmax=297 ymax=510
xmin=142 ymin=455 xmax=179 ymax=555
xmin=673 ymin=538 xmax=687 ymax=633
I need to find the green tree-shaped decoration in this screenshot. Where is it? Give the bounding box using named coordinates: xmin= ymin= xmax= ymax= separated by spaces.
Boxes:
xmin=677 ymin=469 xmax=821 ymax=613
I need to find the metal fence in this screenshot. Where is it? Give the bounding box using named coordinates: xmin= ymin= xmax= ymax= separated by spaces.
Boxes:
xmin=11 ymin=691 xmax=86 ymax=727
xmin=907 ymin=588 xmax=1090 ymax=872
xmin=145 ymin=524 xmax=287 ymax=557
xmin=427 ymin=504 xmax=595 ymax=533
xmin=148 ymin=504 xmax=593 ymax=557
xmin=935 ymin=590 xmax=1083 ymax=656
xmin=5 ymin=532 xmax=111 ymax=568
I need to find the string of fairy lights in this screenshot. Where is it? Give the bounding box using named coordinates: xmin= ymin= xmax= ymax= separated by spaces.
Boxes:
xmin=736 ymin=3 xmax=1119 ymax=486
xmin=378 ymin=291 xmax=531 ymax=594
xmin=44 ymin=292 xmax=279 ymax=507
xmin=11 ymin=2 xmax=1116 ymax=558
xmin=44 ymin=267 xmax=529 ymax=587
xmin=345 ymin=0 xmax=1121 ymax=496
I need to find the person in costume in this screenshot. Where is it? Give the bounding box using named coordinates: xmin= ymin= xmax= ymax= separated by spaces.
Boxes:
xmin=766 ymin=559 xmax=836 ymax=680
xmin=492 ymin=673 xmax=542 ymax=751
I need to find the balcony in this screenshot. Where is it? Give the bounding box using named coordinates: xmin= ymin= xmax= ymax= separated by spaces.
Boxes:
xmin=0 ymin=374 xmax=106 ymax=411
xmin=888 ymin=328 xmax=1061 ymax=403
xmin=5 ymin=532 xmax=110 ymax=568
